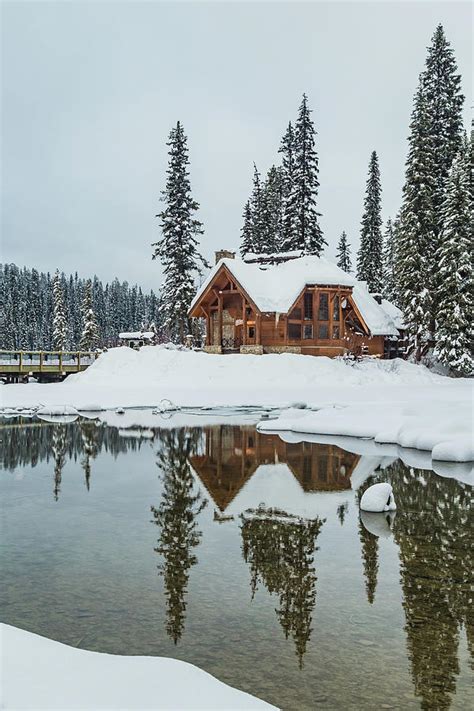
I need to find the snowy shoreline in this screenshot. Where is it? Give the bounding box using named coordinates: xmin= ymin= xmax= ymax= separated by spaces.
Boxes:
xmin=0 ymin=624 xmax=276 ymax=710
xmin=1 ymin=347 xmax=472 ymax=462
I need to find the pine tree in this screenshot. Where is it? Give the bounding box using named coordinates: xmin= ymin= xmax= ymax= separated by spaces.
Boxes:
xmin=398 ymin=85 xmax=437 ymax=359
xmin=240 ymin=200 xmax=254 ymax=257
xmin=434 ymin=153 xmax=473 ymax=375
xmin=356 ymin=151 xmax=383 ymax=293
xmin=80 ymin=280 xmax=100 ymax=351
xmin=278 ymin=121 xmax=298 ymax=251
xmin=336 ymin=231 xmax=352 ymax=273
xmin=152 ymin=122 xmax=206 ymax=343
xmin=52 ymin=270 xmax=68 ymax=350
xmin=282 ymin=95 xmax=325 ymax=255
xmin=262 ymin=165 xmax=284 ymax=254
xmin=382 ymin=218 xmax=399 ymax=304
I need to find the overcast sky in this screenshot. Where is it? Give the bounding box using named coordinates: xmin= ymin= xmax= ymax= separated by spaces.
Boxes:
xmin=2 ymin=1 xmax=472 ymax=291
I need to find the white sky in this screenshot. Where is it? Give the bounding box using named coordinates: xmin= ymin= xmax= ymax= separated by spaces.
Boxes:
xmin=2 ymin=1 xmax=472 ymax=291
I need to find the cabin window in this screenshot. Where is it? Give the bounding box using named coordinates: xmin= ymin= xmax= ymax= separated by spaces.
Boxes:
xmin=288 ymin=323 xmax=302 ymax=340
xmin=332 ymin=325 xmax=340 ymax=339
xmin=304 ymin=293 xmax=313 ymax=320
xmin=289 ymin=307 xmax=302 ymax=320
xmin=318 ymin=293 xmax=329 ymax=321
xmin=248 ymin=326 xmax=255 ymax=338
xmin=318 ymin=324 xmax=329 ymax=339
xmin=333 ymin=295 xmax=340 ymax=321
xmin=303 ymin=324 xmax=313 ymax=339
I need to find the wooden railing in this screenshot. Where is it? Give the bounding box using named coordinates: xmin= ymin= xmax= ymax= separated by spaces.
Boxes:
xmin=0 ymin=350 xmax=100 ymax=376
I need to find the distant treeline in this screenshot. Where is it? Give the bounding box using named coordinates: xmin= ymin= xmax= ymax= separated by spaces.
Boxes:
xmin=0 ymin=263 xmax=161 ymax=350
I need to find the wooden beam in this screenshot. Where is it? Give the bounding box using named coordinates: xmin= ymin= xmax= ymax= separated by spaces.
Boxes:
xmin=242 ymin=298 xmax=247 ymax=345
xmin=218 ymin=293 xmax=223 ymax=347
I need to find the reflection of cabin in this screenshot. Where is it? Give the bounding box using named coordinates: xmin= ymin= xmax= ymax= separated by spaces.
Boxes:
xmin=188 ymin=425 xmax=360 ymax=511
xmin=119 ymin=331 xmax=156 ymax=348
xmin=189 ymin=251 xmax=403 ymax=357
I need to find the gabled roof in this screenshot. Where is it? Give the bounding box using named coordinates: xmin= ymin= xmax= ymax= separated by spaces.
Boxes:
xmin=190 ymin=256 xmax=400 ymax=336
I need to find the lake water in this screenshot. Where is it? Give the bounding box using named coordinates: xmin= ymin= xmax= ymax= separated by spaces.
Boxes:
xmin=1 ymin=414 xmax=472 ymax=710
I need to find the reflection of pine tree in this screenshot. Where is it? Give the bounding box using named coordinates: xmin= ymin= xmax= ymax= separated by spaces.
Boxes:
xmin=51 ymin=426 xmax=67 ymax=501
xmin=356 ymin=476 xmax=381 ymax=605
xmin=79 ymin=421 xmax=100 ymax=490
xmin=151 ymin=429 xmax=206 ymax=644
xmin=336 ymin=501 xmax=348 ymax=525
xmin=385 ymin=461 xmax=472 ymax=709
xmin=240 ymin=506 xmax=324 ymax=667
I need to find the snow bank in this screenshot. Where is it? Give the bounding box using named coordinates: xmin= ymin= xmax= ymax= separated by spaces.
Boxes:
xmin=258 ymin=397 xmax=474 ymax=463
xmin=1 ymin=348 xmax=471 ymax=464
xmin=1 ymin=624 xmax=275 ymax=710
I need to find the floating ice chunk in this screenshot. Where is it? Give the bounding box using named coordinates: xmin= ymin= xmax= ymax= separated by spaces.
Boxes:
xmin=36 ymin=405 xmax=79 ymax=416
xmin=360 ymin=483 xmax=396 ymax=512
xmin=116 ymin=407 xmax=125 ymax=414
xmin=76 ymin=404 xmax=103 ymax=412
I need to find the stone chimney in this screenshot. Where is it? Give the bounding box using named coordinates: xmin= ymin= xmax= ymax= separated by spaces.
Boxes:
xmin=215 ymin=249 xmax=236 ymax=264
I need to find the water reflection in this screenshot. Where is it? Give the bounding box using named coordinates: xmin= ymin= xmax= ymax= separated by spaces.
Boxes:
xmin=189 ymin=425 xmax=360 ymax=511
xmin=151 ymin=429 xmax=206 ymax=644
xmin=240 ymin=507 xmax=324 ymax=667
xmin=359 ymin=464 xmax=473 ymax=710
xmin=1 ymin=417 xmax=472 ymax=708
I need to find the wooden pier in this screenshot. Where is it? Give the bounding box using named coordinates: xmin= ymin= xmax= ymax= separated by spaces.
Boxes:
xmin=0 ymin=351 xmax=100 ymax=383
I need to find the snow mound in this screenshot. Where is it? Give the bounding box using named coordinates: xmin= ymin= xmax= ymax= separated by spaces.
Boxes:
xmin=1 ymin=624 xmax=274 ymax=710
xmin=360 ymin=483 xmax=396 ymax=512
xmin=36 ymin=405 xmax=79 ymax=416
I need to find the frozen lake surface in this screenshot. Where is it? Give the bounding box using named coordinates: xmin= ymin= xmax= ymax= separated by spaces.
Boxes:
xmin=1 ymin=412 xmax=472 ymax=710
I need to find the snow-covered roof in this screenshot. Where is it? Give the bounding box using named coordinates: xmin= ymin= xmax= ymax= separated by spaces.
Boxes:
xmin=191 ymin=256 xmax=400 ymax=336
xmin=380 ymin=299 xmax=405 ymax=331
xmin=119 ymin=331 xmax=154 ymax=340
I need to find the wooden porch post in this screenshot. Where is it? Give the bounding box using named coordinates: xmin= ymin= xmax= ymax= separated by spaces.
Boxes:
xmin=256 ymin=312 xmax=261 ymax=345
xmin=242 ymin=298 xmax=247 ymax=345
xmin=218 ymin=293 xmax=223 ymax=347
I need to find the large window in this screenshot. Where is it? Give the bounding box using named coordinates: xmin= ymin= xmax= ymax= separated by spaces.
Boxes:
xmin=304 ymin=293 xmax=313 ymax=320
xmin=318 ymin=293 xmax=329 ymax=321
xmin=318 ymin=324 xmax=329 ymax=339
xmin=303 ymin=324 xmax=313 ymax=339
xmin=288 ymin=323 xmax=302 ymax=340
xmin=333 ymin=295 xmax=340 ymax=321
xmin=289 ymin=307 xmax=302 ymax=320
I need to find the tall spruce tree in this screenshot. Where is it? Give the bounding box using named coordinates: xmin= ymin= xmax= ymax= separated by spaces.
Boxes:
xmin=240 ymin=200 xmax=254 ymax=257
xmin=382 ymin=217 xmax=399 ymax=304
xmin=434 ymin=153 xmax=473 ymax=375
xmin=283 ymin=95 xmax=325 ymax=255
xmin=278 ymin=121 xmax=298 ymax=251
xmin=52 ymin=270 xmax=68 ymax=350
xmin=80 ymin=280 xmax=100 ymax=351
xmin=336 ymin=231 xmax=352 ymax=273
xmin=262 ymin=165 xmax=284 ymax=254
xmin=152 ymin=122 xmax=206 ymax=343
xmin=356 ymin=151 xmax=383 ymax=293
xmin=398 ymin=85 xmax=437 ymax=359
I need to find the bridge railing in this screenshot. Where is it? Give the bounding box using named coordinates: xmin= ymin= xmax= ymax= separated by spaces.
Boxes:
xmin=0 ymin=351 xmax=100 ymax=373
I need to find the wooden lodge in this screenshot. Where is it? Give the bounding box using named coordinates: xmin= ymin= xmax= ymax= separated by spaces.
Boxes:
xmin=189 ymin=251 xmax=403 ymax=357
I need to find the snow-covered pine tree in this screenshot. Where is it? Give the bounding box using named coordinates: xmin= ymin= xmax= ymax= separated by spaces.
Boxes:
xmin=52 ymin=270 xmax=68 ymax=350
xmin=415 ymin=25 xmax=465 ymax=332
xmin=382 ymin=217 xmax=399 ymax=304
xmin=152 ymin=121 xmax=207 ymax=344
xmin=80 ymin=279 xmax=100 ymax=351
xmin=422 ymin=25 xmax=464 ymax=236
xmin=356 ymin=151 xmax=383 ymax=293
xmin=336 ymin=231 xmax=352 ymax=273
xmin=434 ymin=153 xmax=473 ymax=375
xmin=278 ymin=121 xmax=298 ymax=252
xmin=240 ymin=200 xmax=254 ymax=257
xmin=262 ymin=165 xmax=284 ymax=254
xmin=285 ymin=95 xmax=325 ymax=255
xmin=398 ymin=84 xmax=437 ymax=359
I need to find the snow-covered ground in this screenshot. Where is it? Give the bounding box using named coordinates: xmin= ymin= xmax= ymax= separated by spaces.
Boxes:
xmin=0 ymin=624 xmax=275 ymax=710
xmin=1 ymin=346 xmax=472 ymax=461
